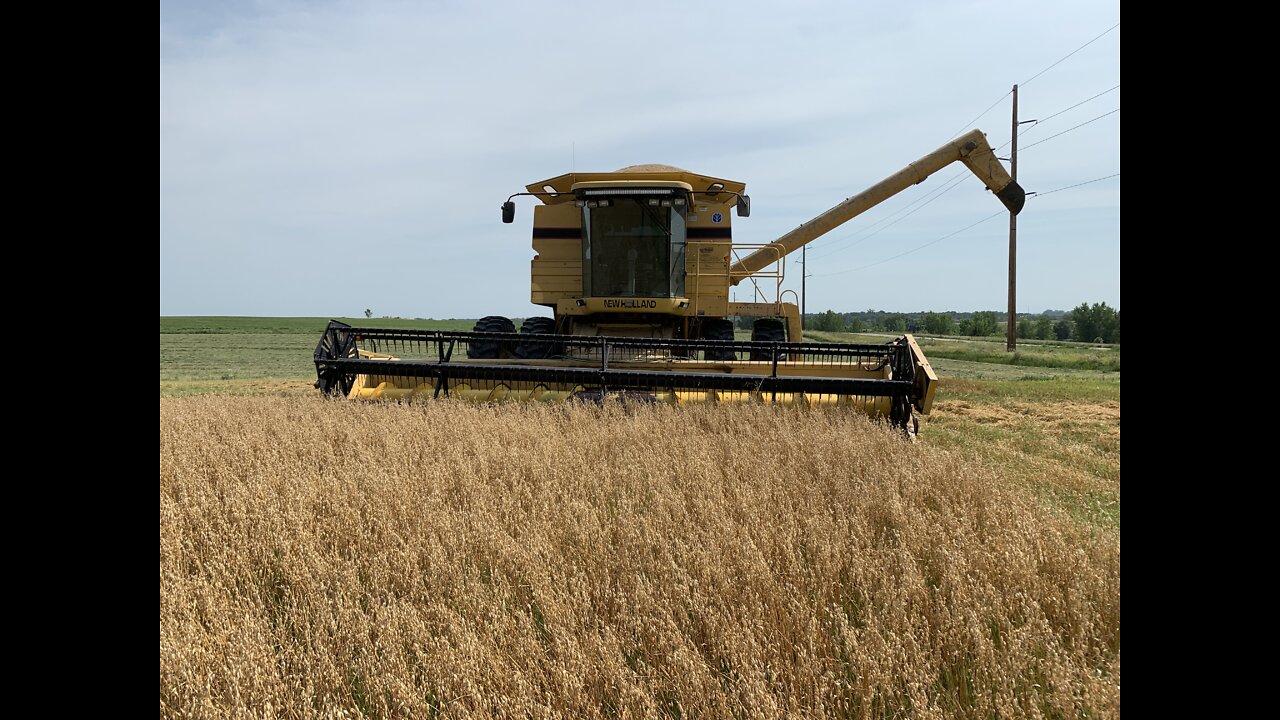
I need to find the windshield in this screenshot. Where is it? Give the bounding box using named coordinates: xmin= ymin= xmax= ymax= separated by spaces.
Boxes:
xmin=582 ymin=198 xmax=686 ymax=297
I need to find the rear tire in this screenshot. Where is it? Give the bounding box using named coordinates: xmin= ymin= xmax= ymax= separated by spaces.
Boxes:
xmin=701 ymin=318 xmax=737 ymax=361
xmin=750 ymin=318 xmax=786 ymax=361
xmin=467 ymin=315 xmax=516 ymax=359
xmin=515 ymin=317 xmax=562 ymax=359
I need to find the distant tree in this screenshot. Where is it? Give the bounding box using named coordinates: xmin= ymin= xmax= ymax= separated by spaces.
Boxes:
xmin=1053 ymin=320 xmax=1073 ymax=340
xmin=880 ymin=314 xmax=906 ymax=332
xmin=364 ymin=308 xmax=373 ymax=318
xmin=922 ymin=312 xmax=955 ymax=335
xmin=810 ymin=310 xmax=846 ymax=332
xmin=846 ymin=317 xmax=866 ymax=333
xmin=963 ymin=311 xmax=999 ymax=336
xmin=1017 ymin=316 xmax=1035 ymax=339
xmin=1071 ymin=302 xmax=1119 ymax=343
xmin=1034 ymin=317 xmax=1053 ymax=340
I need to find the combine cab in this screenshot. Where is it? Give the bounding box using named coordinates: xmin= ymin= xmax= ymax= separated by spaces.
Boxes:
xmin=315 ymin=129 xmax=1022 ymax=433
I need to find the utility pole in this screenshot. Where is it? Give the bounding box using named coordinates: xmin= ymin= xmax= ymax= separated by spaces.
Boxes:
xmin=801 ymin=245 xmax=807 ymax=329
xmin=1006 ymin=84 xmax=1019 ymax=352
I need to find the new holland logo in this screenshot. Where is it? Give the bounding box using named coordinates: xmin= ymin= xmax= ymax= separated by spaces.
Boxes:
xmin=603 ymin=299 xmax=658 ymax=309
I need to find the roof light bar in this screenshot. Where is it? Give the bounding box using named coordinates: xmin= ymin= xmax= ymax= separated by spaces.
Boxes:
xmin=582 ymin=188 xmax=676 ymax=196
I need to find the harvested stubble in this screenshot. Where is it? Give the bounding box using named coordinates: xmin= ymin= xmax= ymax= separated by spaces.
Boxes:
xmin=160 ymin=396 xmax=1119 ymax=719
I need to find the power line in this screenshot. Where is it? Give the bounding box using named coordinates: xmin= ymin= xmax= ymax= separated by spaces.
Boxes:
xmin=861 ymin=84 xmax=1119 ymax=258
xmin=811 ymin=101 xmax=1117 ymax=263
xmin=804 ymin=24 xmax=1122 ymax=279
xmin=947 ymin=21 xmax=1117 ymax=143
xmin=1021 ymin=84 xmax=1119 ymax=133
xmin=813 ymin=172 xmax=1119 ymax=277
xmin=1022 ymin=23 xmax=1120 ymax=86
xmin=1030 ymin=173 xmax=1119 ymax=197
xmin=810 ymin=172 xmax=970 ymax=259
xmin=813 ymin=179 xmax=965 ymax=258
xmin=813 ymin=78 xmax=1119 ymax=261
xmin=812 ymin=115 xmax=1037 ymax=260
xmin=1022 ymin=109 xmax=1119 ymax=150
xmin=984 ymin=84 xmax=1120 ymax=154
xmin=813 ymin=129 xmax=1013 ymax=259
xmin=811 ymin=118 xmax=1050 ymax=260
xmin=813 ymin=211 xmax=1004 ymax=277
xmin=949 ymin=91 xmax=1013 ymax=141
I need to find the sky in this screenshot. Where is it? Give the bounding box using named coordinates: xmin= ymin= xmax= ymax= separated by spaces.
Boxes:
xmin=160 ymin=0 xmax=1120 ymax=318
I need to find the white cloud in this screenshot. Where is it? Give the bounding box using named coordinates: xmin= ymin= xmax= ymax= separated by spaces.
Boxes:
xmin=161 ymin=0 xmax=1120 ymax=316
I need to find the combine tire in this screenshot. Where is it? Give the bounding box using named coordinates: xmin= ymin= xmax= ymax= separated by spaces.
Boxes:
xmin=702 ymin=318 xmax=738 ymax=361
xmin=515 ymin=317 xmax=562 ymax=359
xmin=467 ymin=315 xmax=516 ymax=359
xmin=750 ymin=318 xmax=786 ymax=361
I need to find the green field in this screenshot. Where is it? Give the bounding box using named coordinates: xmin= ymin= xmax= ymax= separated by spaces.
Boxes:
xmin=160 ymin=316 xmax=1120 ymax=528
xmin=160 ymin=317 xmax=478 ymax=395
xmin=805 ymin=330 xmax=1121 ymax=372
xmin=161 ymin=317 xmax=1120 ymax=391
xmin=160 ymin=316 xmax=481 ymax=334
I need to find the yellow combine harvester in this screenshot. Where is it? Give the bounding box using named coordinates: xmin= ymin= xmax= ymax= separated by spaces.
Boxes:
xmin=315 ymin=130 xmax=1023 ymax=432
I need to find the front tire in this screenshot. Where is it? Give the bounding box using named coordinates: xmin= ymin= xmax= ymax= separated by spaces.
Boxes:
xmin=750 ymin=318 xmax=786 ymax=361
xmin=515 ymin=317 xmax=561 ymax=359
xmin=467 ymin=315 xmax=516 ymax=359
xmin=701 ymin=318 xmax=737 ymax=361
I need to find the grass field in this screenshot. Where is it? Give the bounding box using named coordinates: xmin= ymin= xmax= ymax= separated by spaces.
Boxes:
xmin=160 ymin=317 xmax=477 ymax=395
xmin=805 ymin=331 xmax=1121 ymax=373
xmin=159 ymin=317 xmax=1120 ymax=717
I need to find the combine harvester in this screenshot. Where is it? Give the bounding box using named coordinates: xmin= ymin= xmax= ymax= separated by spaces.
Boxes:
xmin=315 ymin=130 xmax=1023 ymax=432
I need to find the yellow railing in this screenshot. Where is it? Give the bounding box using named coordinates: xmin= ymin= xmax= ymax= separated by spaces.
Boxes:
xmin=687 ymin=241 xmax=785 ymax=317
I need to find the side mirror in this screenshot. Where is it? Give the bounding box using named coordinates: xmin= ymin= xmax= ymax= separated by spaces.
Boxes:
xmin=736 ymin=194 xmax=751 ymax=218
xmin=502 ymin=201 xmax=515 ymax=224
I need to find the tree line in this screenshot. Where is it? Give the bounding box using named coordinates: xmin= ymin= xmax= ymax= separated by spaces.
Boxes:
xmin=799 ymin=302 xmax=1120 ymax=343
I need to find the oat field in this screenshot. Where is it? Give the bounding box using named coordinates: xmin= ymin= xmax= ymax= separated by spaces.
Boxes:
xmin=160 ymin=396 xmax=1120 ymax=718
